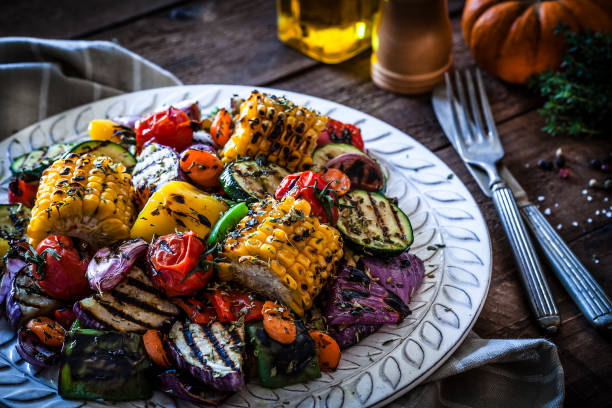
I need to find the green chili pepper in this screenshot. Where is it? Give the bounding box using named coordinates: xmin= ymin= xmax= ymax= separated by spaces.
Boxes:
xmin=246 ymin=321 xmax=321 ymax=388
xmin=59 ymin=329 xmax=152 ymax=401
xmin=207 ymin=202 xmax=249 ymax=248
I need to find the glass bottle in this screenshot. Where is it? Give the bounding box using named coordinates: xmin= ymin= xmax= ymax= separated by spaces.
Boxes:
xmin=277 ymin=0 xmax=381 ymax=64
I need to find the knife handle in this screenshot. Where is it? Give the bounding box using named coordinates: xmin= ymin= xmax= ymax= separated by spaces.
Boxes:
xmin=520 ymin=203 xmax=612 ymax=332
xmin=491 ymin=183 xmax=561 ymax=332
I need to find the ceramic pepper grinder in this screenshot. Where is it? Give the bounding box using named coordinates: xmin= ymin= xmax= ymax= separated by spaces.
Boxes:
xmin=371 ymin=0 xmax=452 ymax=94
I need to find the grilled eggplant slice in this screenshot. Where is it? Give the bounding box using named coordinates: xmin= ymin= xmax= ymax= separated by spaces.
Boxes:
xmin=0 ymin=204 xmax=31 ymax=268
xmin=168 ymin=321 xmax=245 ymax=392
xmin=74 ymin=266 xmax=179 ymax=333
xmin=337 ymin=190 xmax=413 ymax=256
xmin=158 ymin=369 xmax=230 ymax=406
xmin=6 ymin=268 xmax=63 ymax=328
xmin=132 ymin=143 xmax=181 ymax=207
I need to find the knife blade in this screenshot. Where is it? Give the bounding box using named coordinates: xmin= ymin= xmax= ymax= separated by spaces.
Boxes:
xmin=432 ymin=85 xmax=612 ymax=332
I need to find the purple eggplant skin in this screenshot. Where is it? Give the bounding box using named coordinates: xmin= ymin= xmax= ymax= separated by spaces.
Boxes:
xmin=361 ymin=253 xmax=425 ymax=305
xmin=7 ymin=269 xmax=63 ymax=328
xmin=111 ymin=115 xmax=140 ymax=129
xmin=0 ymin=255 xmax=27 ymax=313
xmin=325 ymin=153 xmax=384 ymax=192
xmin=72 ymin=300 xmax=108 ymax=331
xmin=158 ymin=370 xmax=230 ymax=407
xmin=325 ymin=264 xmax=411 ymax=326
xmin=16 ymin=326 xmax=61 ymax=368
xmin=328 ymin=324 xmax=381 ymax=350
xmin=87 ymin=238 xmax=148 ymax=292
xmin=174 ymin=100 xmax=201 ymax=122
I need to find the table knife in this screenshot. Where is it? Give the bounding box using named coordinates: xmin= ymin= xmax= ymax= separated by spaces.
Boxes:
xmin=432 ymin=87 xmax=612 ymax=332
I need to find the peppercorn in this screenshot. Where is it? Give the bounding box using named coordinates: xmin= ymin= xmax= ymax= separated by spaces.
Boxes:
xmin=559 ymin=168 xmax=570 ymax=179
xmin=538 ymin=160 xmax=553 ymax=171
xmin=590 ymin=158 xmax=602 ymax=169
xmin=555 ymin=156 xmax=565 ymax=169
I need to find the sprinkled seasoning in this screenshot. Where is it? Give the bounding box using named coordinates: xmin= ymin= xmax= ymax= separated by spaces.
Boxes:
xmin=537 ymin=196 xmax=545 ymax=202
xmin=556 ymin=224 xmax=563 ymax=230
xmin=572 ymin=221 xmax=579 ymax=227
xmin=587 ymin=196 xmax=593 ymax=202
xmin=544 ymin=208 xmax=551 ymax=215
xmin=582 ymin=189 xmax=588 ymax=195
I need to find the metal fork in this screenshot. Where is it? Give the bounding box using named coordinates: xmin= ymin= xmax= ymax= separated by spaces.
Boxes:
xmin=445 ymin=70 xmax=561 ymax=332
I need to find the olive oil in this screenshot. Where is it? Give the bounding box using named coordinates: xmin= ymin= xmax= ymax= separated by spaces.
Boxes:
xmin=277 ymin=0 xmax=381 ymax=64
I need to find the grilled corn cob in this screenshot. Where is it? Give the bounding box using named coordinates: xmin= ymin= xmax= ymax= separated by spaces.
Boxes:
xmin=220 ymin=91 xmax=328 ymax=171
xmin=220 ymin=196 xmax=343 ymax=316
xmin=27 ymin=153 xmax=136 ymax=248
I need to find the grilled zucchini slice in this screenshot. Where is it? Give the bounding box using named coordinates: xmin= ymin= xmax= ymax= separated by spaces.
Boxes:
xmin=336 ymin=190 xmax=413 ymax=256
xmin=10 ymin=143 xmax=74 ymax=178
xmin=311 ymin=143 xmax=366 ymax=170
xmin=0 ymin=204 xmax=31 ymax=266
xmin=68 ymin=140 xmax=136 ymax=169
xmin=220 ymin=160 xmax=290 ymax=201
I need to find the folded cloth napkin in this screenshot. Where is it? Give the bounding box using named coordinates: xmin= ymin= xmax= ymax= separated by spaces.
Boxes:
xmin=0 ymin=38 xmax=565 ymax=408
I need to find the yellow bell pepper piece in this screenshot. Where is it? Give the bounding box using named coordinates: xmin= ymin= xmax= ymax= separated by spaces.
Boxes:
xmin=130 ymin=181 xmax=228 ymax=243
xmin=88 ymin=119 xmax=122 ymax=143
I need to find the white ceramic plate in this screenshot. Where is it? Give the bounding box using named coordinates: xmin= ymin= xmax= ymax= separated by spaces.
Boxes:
xmin=0 ymin=85 xmax=491 ymax=408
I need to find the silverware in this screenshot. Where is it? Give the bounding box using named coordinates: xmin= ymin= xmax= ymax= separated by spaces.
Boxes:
xmin=441 ymin=69 xmax=560 ymax=332
xmin=433 ymin=72 xmax=612 ymax=333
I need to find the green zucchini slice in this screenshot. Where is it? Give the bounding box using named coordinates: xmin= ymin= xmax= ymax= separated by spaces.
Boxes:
xmin=220 ymin=160 xmax=290 ymax=201
xmin=69 ymin=140 xmax=136 ymax=169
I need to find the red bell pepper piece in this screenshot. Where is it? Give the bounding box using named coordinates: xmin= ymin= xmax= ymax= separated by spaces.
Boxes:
xmin=229 ymin=290 xmax=264 ymax=323
xmin=317 ymin=118 xmax=364 ymax=151
xmin=275 ymin=171 xmax=338 ymax=224
xmin=8 ymin=177 xmax=38 ymax=208
xmin=174 ymin=298 xmax=217 ymax=324
xmin=207 ymin=290 xmax=234 ymax=322
xmin=54 ymin=307 xmax=77 ymax=330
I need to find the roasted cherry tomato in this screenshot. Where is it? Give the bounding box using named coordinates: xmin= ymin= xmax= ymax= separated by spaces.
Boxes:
xmin=34 ymin=236 xmax=92 ymax=301
xmin=210 ymin=108 xmax=233 ymax=147
xmin=275 ymin=171 xmax=338 ymax=224
xmin=320 ymin=168 xmax=351 ymax=196
xmin=26 ymin=317 xmax=66 ymax=349
xmin=8 ymin=177 xmax=38 ymax=208
xmin=135 ymin=106 xmax=193 ymax=152
xmin=147 ymin=231 xmax=212 ymax=297
xmin=317 ymin=118 xmax=364 ymax=151
xmin=179 ymin=146 xmax=223 ymax=188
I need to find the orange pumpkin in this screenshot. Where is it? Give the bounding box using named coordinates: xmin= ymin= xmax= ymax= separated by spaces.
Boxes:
xmin=462 ymin=0 xmax=612 ymax=84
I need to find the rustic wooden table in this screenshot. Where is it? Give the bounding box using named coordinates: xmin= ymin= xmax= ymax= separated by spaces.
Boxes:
xmin=3 ymin=1 xmax=612 ymax=406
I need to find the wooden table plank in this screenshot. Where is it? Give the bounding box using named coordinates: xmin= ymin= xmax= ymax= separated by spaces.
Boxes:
xmin=0 ymin=0 xmax=185 ymax=39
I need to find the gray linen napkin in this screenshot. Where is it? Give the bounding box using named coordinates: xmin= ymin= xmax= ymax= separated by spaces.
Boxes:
xmin=0 ymin=38 xmax=564 ymax=408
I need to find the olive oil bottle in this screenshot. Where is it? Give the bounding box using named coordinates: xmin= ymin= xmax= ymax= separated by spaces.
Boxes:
xmin=277 ymin=0 xmax=381 ymax=64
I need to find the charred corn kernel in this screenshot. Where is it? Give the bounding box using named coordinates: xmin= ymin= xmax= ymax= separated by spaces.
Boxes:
xmin=220 ymin=91 xmax=328 ymax=171
xmin=130 ymin=181 xmax=228 ymax=243
xmin=222 ymin=196 xmax=343 ymax=316
xmin=88 ymin=119 xmax=123 ymax=143
xmin=27 ymin=153 xmax=135 ymax=249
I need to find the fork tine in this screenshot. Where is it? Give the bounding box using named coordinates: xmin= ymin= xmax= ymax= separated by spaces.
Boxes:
xmin=445 ymin=72 xmax=469 ymax=155
xmin=453 ymin=70 xmax=476 ymax=143
xmin=464 ymin=70 xmax=485 ymax=142
xmin=475 ymin=69 xmax=499 ymax=140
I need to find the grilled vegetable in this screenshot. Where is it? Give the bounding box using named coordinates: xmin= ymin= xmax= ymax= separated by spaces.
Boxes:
xmin=174 ymin=99 xmax=202 ymax=122
xmin=74 ymin=266 xmax=180 ymax=333
xmin=147 ymin=231 xmax=213 ymax=297
xmin=54 ymin=307 xmax=77 ymax=330
xmin=175 ymin=297 xmax=217 ymax=324
xmin=158 ymin=370 xmax=230 ymax=406
xmin=262 ymin=301 xmax=296 ymax=344
xmin=33 ymin=235 xmax=92 ymax=301
xmin=1 ymin=242 xmax=29 ymax=310
xmin=207 ymin=202 xmax=249 ymax=248
xmin=16 ymin=323 xmax=62 ymax=368
xmin=27 ymin=154 xmax=136 ymax=249
xmin=6 ymin=266 xmax=63 ymax=328
xmin=220 ymin=91 xmax=327 ymax=171
xmin=220 ymin=160 xmax=290 ymax=201
xmin=320 ymin=168 xmax=351 ymax=196
xmin=87 ymin=238 xmax=148 ymax=292
xmin=179 ymin=144 xmax=223 ymax=188
xmin=135 ymin=106 xmax=193 ymax=153
xmin=311 ymin=143 xmax=366 ymax=171
xmin=131 ymin=143 xmax=181 ymax=207
xmin=326 ymin=154 xmax=384 ymax=192
xmin=361 ymin=253 xmax=424 ymax=305
xmin=25 ymin=316 xmax=65 ymax=348
xmin=309 ymin=330 xmax=341 ymax=371
xmin=68 ymin=140 xmax=137 ymax=169
xmin=220 ymin=196 xmax=343 ymax=316
xmin=130 ymin=181 xmax=228 ymax=243
xmin=0 ymin=204 xmax=30 ymax=267
xmin=317 ymin=118 xmax=364 ymax=151
xmin=246 ymin=321 xmax=320 ymax=388
xmin=210 ymin=108 xmax=233 ymax=147
xmin=274 ymin=171 xmax=339 ymax=224
xmin=168 ymin=321 xmax=245 ymax=392
xmin=336 ymin=190 xmax=413 ymax=256
xmin=143 ymin=329 xmax=172 ymax=368
xmin=8 ymin=177 xmax=38 ymax=207
xmin=59 ymin=329 xmax=153 ymax=401
xmin=328 ymin=323 xmax=381 ymax=350
xmin=10 ymin=142 xmax=74 ymax=178
xmin=325 ymin=264 xmax=410 ymax=326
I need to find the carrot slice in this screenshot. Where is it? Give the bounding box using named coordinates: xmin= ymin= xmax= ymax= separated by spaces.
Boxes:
xmin=320 ymin=168 xmax=351 ymax=196
xmin=210 ymin=108 xmax=233 ymax=147
xmin=143 ymin=329 xmax=172 ymax=368
xmin=309 ymin=330 xmax=341 ymax=371
xmin=179 ymin=148 xmax=223 ymax=187
xmin=26 ymin=317 xmax=65 ymax=349
xmin=262 ymin=301 xmax=296 ymax=344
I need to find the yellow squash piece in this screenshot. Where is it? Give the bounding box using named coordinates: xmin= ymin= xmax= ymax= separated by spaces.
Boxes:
xmin=220 ymin=196 xmax=343 ymax=316
xmin=88 ymin=119 xmax=123 ymax=143
xmin=130 ymin=181 xmax=228 ymax=243
xmin=27 ymin=154 xmax=135 ymax=249
xmin=220 ymin=91 xmax=328 ymax=171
